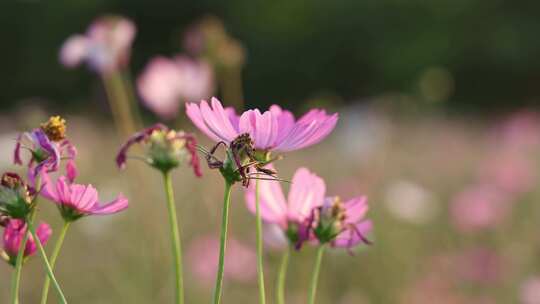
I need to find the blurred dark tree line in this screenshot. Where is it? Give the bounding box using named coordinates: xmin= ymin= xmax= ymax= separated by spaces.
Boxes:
xmin=1 ymin=0 xmax=540 ymax=113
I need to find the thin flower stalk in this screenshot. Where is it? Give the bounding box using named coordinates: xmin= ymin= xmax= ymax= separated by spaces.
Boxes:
xmin=40 ymin=221 xmax=71 ymax=304
xmin=276 ymin=247 xmax=290 ymax=304
xmin=27 ymin=221 xmax=67 ymax=304
xmin=212 ymin=181 xmax=233 ymax=304
xmin=102 ymin=72 xmax=139 ymax=137
xmin=308 ymin=246 xmax=325 ymax=304
xmin=163 ymin=171 xmax=184 ymax=304
xmin=255 ymin=179 xmax=267 ymax=304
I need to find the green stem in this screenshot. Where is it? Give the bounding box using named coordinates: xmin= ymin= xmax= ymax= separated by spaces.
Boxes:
xmin=27 ymin=221 xmax=68 ymax=304
xmin=212 ymin=182 xmax=233 ymax=304
xmin=11 ymin=176 xmax=41 ymax=304
xmin=308 ymin=246 xmax=325 ymax=304
xmin=255 ymin=179 xmax=267 ymax=304
xmin=40 ymin=221 xmax=71 ymax=304
xmin=162 ymin=171 xmax=184 ymax=304
xmin=276 ymin=247 xmax=290 ymax=304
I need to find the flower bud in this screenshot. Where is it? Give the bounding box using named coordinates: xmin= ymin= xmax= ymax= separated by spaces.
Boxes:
xmin=0 ymin=173 xmax=32 ymax=219
xmin=313 ymin=197 xmax=346 ymax=244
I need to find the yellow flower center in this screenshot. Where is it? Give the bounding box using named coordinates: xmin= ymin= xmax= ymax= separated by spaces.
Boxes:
xmin=41 ymin=116 xmax=66 ymax=142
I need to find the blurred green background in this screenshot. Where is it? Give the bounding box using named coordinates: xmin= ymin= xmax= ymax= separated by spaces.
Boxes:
xmin=2 ymin=0 xmax=540 ymax=112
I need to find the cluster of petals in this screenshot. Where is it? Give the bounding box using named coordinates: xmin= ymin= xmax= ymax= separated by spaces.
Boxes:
xmin=14 ymin=129 xmax=77 ymax=180
xmin=137 ymin=55 xmax=214 ymax=120
xmin=245 ymin=166 xmax=371 ymax=249
xmin=186 ymin=98 xmax=338 ymax=152
xmin=3 ymin=219 xmax=51 ymax=259
xmin=60 ymin=15 xmax=135 ymax=73
xmin=41 ymin=171 xmax=128 ymax=219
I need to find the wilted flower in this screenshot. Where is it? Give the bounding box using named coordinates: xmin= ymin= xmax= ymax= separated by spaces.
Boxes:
xmin=245 ymin=166 xmax=325 ymax=247
xmin=0 ymin=172 xmax=34 ymax=219
xmin=116 ymin=124 xmax=201 ymax=175
xmin=40 ymin=171 xmax=128 ymax=222
xmin=14 ymin=116 xmax=77 ymax=180
xmin=1 ymin=219 xmax=51 ymax=266
xmin=187 ymin=235 xmax=257 ymax=286
xmin=137 ymin=55 xmax=214 ymax=120
xmin=450 ymin=184 xmax=510 ymax=233
xmin=60 ymin=15 xmax=136 ymax=74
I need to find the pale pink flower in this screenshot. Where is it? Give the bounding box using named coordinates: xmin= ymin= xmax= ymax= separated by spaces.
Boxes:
xmin=455 ymin=247 xmax=504 ymax=284
xmin=245 ymin=166 xmax=371 ymax=249
xmin=187 ymin=236 xmax=257 ymax=286
xmin=41 ymin=172 xmax=128 ymax=221
xmin=60 ymin=15 xmax=136 ymax=73
xmin=521 ymin=276 xmax=540 ymax=304
xmin=137 ymin=55 xmax=214 ymax=120
xmin=450 ymin=184 xmax=510 ymax=233
xmin=245 ymin=166 xmax=325 ymax=231
xmin=2 ymin=219 xmax=51 ymax=265
xmin=186 ymin=97 xmax=338 ymax=152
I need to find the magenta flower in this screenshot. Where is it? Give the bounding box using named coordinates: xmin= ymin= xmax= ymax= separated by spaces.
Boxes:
xmin=245 ymin=166 xmax=372 ymax=250
xmin=60 ymin=15 xmax=136 ymax=74
xmin=137 ymin=55 xmax=214 ymax=120
xmin=14 ymin=117 xmax=77 ymax=180
xmin=40 ymin=172 xmax=128 ymax=221
xmin=186 ymin=97 xmax=338 ymax=152
xmin=2 ymin=219 xmax=51 ymax=265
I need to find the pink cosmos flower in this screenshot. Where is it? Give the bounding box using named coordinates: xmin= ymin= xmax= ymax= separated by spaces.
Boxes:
xmin=41 ymin=172 xmax=128 ymax=221
xmin=187 ymin=235 xmax=257 ymax=286
xmin=450 ymin=184 xmax=510 ymax=233
xmin=137 ymin=55 xmax=214 ymax=120
xmin=60 ymin=15 xmax=136 ymax=73
xmin=245 ymin=166 xmax=371 ymax=249
xmin=186 ymin=97 xmax=338 ymax=152
xmin=2 ymin=219 xmax=51 ymax=265
xmin=245 ymin=166 xmax=325 ymax=231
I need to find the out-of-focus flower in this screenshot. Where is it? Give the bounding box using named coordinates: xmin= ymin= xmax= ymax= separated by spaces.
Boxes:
xmin=14 ymin=116 xmax=77 ymax=181
xmin=137 ymin=55 xmax=214 ymax=120
xmin=455 ymin=247 xmax=504 ymax=284
xmin=450 ymin=184 xmax=510 ymax=233
xmin=183 ymin=16 xmax=246 ymax=69
xmin=186 ymin=97 xmax=338 ymax=152
xmin=384 ymin=180 xmax=438 ymax=225
xmin=187 ymin=236 xmax=256 ymax=286
xmin=245 ymin=166 xmax=325 ymax=247
xmin=520 ymin=276 xmax=540 ymax=304
xmin=40 ymin=172 xmax=128 ymax=222
xmin=116 ymin=124 xmax=201 ymax=175
xmin=477 ymin=152 xmax=535 ymax=195
xmin=60 ymin=15 xmax=135 ymax=74
xmin=263 ymin=224 xmax=288 ymax=251
xmin=1 ymin=219 xmax=51 ymax=266
xmin=493 ymin=110 xmax=540 ymax=152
